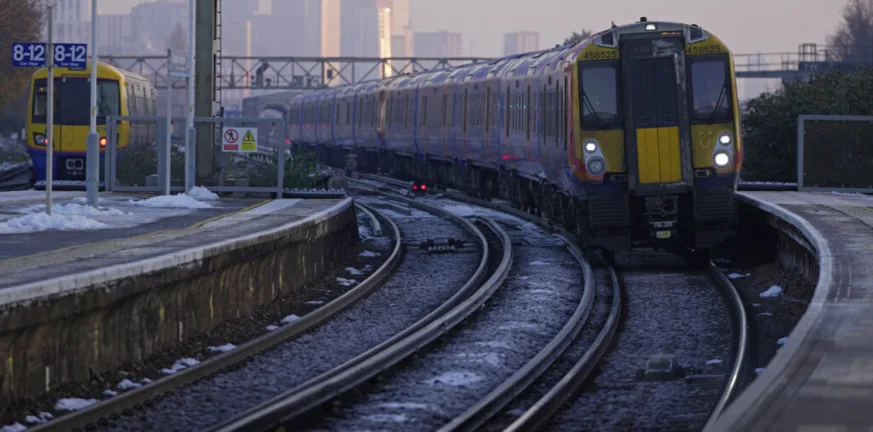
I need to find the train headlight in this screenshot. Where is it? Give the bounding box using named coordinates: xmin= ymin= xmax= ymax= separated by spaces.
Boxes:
xmin=586 ymin=156 xmax=607 ymax=176
xmin=718 ymin=133 xmax=732 ymax=146
xmin=34 ymin=133 xmax=46 ymax=145
xmin=584 ymin=139 xmax=598 ymax=153
xmin=713 ymin=151 xmax=731 ymax=168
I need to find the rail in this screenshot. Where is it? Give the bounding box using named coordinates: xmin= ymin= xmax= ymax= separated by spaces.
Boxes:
xmin=28 ymin=201 xmax=403 ymax=432
xmin=205 ymin=191 xmax=513 ymax=432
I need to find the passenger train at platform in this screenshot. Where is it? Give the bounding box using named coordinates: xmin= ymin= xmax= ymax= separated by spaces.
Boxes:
xmin=289 ymin=19 xmax=742 ymax=258
xmin=25 ymin=61 xmax=156 ymax=187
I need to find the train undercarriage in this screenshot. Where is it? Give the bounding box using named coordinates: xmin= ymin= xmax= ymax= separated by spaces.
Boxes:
xmin=313 ymin=145 xmax=735 ymax=263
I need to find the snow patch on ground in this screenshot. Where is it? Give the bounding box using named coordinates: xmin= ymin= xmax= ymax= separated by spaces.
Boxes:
xmin=104 ymin=389 xmax=118 ymax=397
xmin=140 ymin=378 xmax=153 ymax=384
xmin=706 ymin=359 xmax=723 ymax=366
xmin=777 ymin=337 xmax=788 ymax=345
xmin=359 ymin=250 xmax=379 ymax=257
xmin=23 ymin=203 xmax=129 ymax=216
xmin=187 ymin=186 xmax=219 ymax=201
xmin=54 ymin=397 xmax=98 ymax=411
xmin=266 ymin=325 xmax=279 ymax=331
xmin=423 ymin=371 xmax=485 ymax=387
xmin=281 ymin=314 xmax=300 ymax=324
xmin=117 ymin=379 xmax=142 ymax=390
xmin=24 ymin=412 xmax=52 ymax=425
xmin=442 ymin=205 xmax=476 ymax=217
xmin=337 ymin=277 xmax=358 ymax=286
xmin=0 ymin=211 xmax=107 ymax=233
xmin=759 ymin=285 xmax=783 ymax=298
xmin=0 ymin=423 xmax=26 ymax=432
xmin=530 ymin=260 xmax=550 ymax=266
xmin=364 ymin=413 xmax=408 ymax=423
xmin=346 ymin=267 xmax=364 ymax=276
xmin=727 ymin=272 xmax=750 ymax=279
xmin=306 ymin=300 xmax=325 ymax=306
xmin=207 ymin=343 xmax=237 ymax=353
xmin=160 ymin=358 xmax=200 ymax=374
xmin=130 ymin=194 xmax=213 ymax=209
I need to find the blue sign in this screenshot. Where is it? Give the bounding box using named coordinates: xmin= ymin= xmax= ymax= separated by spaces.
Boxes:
xmin=12 ymin=42 xmax=87 ymax=70
xmin=12 ymin=42 xmax=46 ymax=67
xmin=53 ymin=43 xmax=88 ymax=70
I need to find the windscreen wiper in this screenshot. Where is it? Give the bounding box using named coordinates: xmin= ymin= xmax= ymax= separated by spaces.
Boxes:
xmin=707 ymin=84 xmax=728 ymax=124
xmin=582 ymin=91 xmax=605 ymax=129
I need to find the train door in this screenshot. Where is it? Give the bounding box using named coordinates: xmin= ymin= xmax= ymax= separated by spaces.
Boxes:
xmin=620 ymin=37 xmax=692 ymax=191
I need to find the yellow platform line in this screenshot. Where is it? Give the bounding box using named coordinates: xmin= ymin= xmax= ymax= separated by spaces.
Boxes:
xmin=0 ymin=199 xmax=271 ymax=271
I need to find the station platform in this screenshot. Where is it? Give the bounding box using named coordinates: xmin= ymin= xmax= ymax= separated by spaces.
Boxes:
xmin=713 ymin=191 xmax=873 ymax=431
xmin=0 ymin=190 xmax=350 ymax=300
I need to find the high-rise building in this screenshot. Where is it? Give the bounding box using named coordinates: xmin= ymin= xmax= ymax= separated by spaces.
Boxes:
xmin=96 ymin=14 xmax=134 ymax=55
xmin=130 ymin=0 xmax=188 ymax=54
xmin=340 ymin=0 xmax=392 ymax=59
xmin=54 ymin=0 xmax=91 ymax=43
xmin=414 ymin=31 xmax=462 ymax=57
xmin=389 ymin=0 xmax=412 ymax=56
xmin=220 ymin=0 xmax=259 ymax=56
xmin=504 ymin=31 xmax=540 ymax=56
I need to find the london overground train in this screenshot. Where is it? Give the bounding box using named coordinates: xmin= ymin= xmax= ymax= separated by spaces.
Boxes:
xmin=290 ymin=18 xmax=742 ymax=258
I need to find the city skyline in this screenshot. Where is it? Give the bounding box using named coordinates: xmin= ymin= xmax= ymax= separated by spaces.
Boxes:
xmin=96 ymin=0 xmax=842 ymax=57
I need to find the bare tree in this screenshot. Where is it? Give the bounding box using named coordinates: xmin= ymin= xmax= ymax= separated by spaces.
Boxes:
xmin=166 ymin=22 xmax=188 ymax=53
xmin=828 ymin=0 xmax=873 ymax=64
xmin=0 ymin=0 xmax=43 ymax=117
xmin=563 ymin=29 xmax=594 ymax=45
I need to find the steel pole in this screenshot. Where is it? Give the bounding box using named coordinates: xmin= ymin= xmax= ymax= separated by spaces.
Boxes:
xmin=165 ymin=49 xmax=173 ymax=195
xmin=185 ymin=0 xmax=196 ymax=192
xmin=46 ymin=3 xmax=54 ymax=215
xmin=86 ymin=0 xmax=99 ymax=206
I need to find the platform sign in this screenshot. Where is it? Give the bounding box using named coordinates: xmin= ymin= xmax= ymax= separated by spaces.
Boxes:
xmin=222 ymin=126 xmax=258 ymax=152
xmin=12 ymin=42 xmax=46 ymax=67
xmin=169 ymin=55 xmax=189 ymax=77
xmin=12 ymin=42 xmax=87 ymax=70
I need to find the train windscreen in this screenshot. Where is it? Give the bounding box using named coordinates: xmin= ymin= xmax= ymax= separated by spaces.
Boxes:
xmin=688 ymin=56 xmax=733 ymax=124
xmin=32 ymin=78 xmax=121 ymax=125
xmin=578 ymin=62 xmax=622 ymax=130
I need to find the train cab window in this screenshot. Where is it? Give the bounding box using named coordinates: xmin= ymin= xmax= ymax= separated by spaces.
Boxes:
xmin=578 ymin=62 xmax=621 ymax=130
xmin=689 ymin=57 xmax=733 ymax=123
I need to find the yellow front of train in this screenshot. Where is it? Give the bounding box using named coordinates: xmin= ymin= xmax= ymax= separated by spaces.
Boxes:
xmin=571 ymin=19 xmax=740 ymax=253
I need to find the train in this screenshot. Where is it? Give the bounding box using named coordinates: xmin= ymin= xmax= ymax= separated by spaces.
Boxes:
xmin=289 ymin=18 xmax=742 ymax=259
xmin=26 ymin=61 xmax=156 ymax=187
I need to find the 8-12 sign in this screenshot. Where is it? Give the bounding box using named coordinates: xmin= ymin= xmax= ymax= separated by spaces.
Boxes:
xmin=12 ymin=42 xmax=87 ymax=70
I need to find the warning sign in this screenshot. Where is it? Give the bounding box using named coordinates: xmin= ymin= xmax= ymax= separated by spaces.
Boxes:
xmin=241 ymin=129 xmax=257 ymax=152
xmin=222 ymin=126 xmax=257 ymax=152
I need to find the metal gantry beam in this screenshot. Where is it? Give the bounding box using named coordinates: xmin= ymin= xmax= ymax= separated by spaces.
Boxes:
xmin=100 ymin=46 xmax=865 ymax=91
xmin=102 ymin=56 xmax=493 ymax=90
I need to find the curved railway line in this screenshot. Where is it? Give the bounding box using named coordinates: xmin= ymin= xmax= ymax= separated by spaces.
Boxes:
xmin=21 ymin=175 xmax=750 ymax=432
xmin=27 ymin=197 xmax=495 ymax=432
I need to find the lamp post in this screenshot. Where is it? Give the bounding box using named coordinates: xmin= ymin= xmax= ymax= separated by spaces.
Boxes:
xmin=185 ymin=0 xmax=195 ymax=192
xmin=86 ymin=0 xmax=99 ymax=207
xmin=45 ymin=1 xmax=55 ymax=215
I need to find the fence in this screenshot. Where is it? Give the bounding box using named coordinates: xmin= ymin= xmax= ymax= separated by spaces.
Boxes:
xmin=797 ymin=115 xmax=873 ymax=193
xmin=105 ymin=116 xmax=286 ymax=195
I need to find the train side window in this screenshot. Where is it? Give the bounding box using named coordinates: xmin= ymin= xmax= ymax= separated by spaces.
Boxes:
xmin=505 ymin=87 xmax=510 ymax=137
xmin=688 ymin=56 xmax=733 ymax=123
xmin=578 ymin=62 xmax=621 ymax=130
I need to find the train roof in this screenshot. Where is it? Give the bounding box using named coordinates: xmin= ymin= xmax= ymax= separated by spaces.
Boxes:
xmin=31 ymin=60 xmax=150 ymax=83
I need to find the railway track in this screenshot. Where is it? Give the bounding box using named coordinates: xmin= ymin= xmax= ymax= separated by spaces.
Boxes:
xmin=291 ymin=173 xmax=748 ymax=432
xmin=26 ymin=197 xmax=495 ymax=432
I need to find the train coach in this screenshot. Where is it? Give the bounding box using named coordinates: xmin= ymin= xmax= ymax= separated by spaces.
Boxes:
xmin=26 ymin=61 xmax=156 ymax=187
xmin=289 ymin=18 xmax=742 ymax=259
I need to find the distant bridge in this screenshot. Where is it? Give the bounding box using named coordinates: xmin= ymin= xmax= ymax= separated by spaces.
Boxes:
xmin=102 ymin=44 xmax=849 ymax=91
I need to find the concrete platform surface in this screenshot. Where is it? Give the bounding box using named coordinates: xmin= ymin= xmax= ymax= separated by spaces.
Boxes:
xmin=712 ymin=191 xmax=873 ymax=431
xmin=0 ymin=192 xmax=350 ymax=305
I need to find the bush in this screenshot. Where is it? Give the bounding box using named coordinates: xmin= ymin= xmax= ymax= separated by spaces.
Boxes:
xmin=243 ymin=147 xmax=325 ymax=189
xmin=741 ymin=66 xmax=873 ymax=182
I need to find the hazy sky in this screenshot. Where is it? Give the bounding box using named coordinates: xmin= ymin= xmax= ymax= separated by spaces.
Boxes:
xmin=101 ymin=0 xmax=843 ymax=55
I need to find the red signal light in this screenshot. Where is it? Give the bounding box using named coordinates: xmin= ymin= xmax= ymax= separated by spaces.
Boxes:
xmin=413 ymin=185 xmax=419 ymax=190
xmin=99 ymin=137 xmax=107 ymax=147
xmin=421 ymin=184 xmax=427 ymax=191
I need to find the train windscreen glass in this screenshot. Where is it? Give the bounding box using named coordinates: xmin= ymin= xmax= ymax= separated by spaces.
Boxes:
xmin=579 ymin=63 xmax=622 ymax=130
xmin=688 ymin=58 xmax=733 ymax=123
